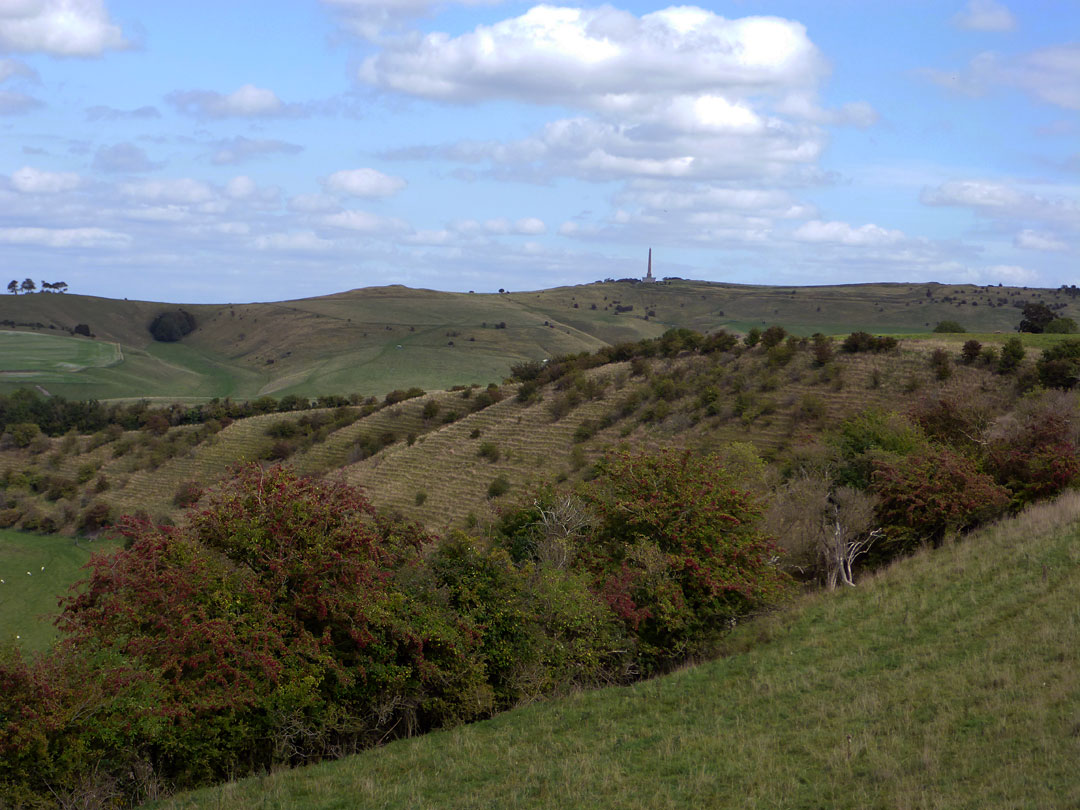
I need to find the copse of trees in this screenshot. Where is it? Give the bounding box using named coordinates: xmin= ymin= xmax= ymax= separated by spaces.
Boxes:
xmin=5 ymin=279 xmax=68 ymax=294
xmin=149 ymin=309 xmax=197 ymax=342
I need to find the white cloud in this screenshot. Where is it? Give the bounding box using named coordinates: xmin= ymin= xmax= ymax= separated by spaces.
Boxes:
xmin=360 ymin=6 xmax=825 ymax=107
xmin=84 ymin=104 xmax=160 ymax=121
xmin=92 ymin=142 xmax=160 ymax=173
xmin=952 ymin=0 xmax=1016 ymax=32
xmin=0 ymin=226 xmax=129 ymax=248
xmin=984 ymin=263 xmax=1038 ymax=284
xmin=369 ymin=7 xmax=869 ymax=189
xmin=323 ymin=168 xmax=406 ymax=197
xmin=792 ymin=220 xmax=905 ymax=246
xmin=321 ymin=209 xmax=408 ymax=233
xmin=210 ymin=136 xmax=302 ymax=166
xmin=0 ymin=58 xmax=38 ymax=83
xmin=0 ymin=0 xmax=127 ymax=56
xmin=322 ymin=0 xmax=506 ymax=40
xmin=11 ymin=165 xmax=80 ymax=193
xmin=120 ymin=178 xmax=215 ymax=204
xmin=515 ymin=217 xmax=545 ymax=235
xmin=121 ymin=206 xmax=189 ymax=223
xmin=167 ymin=84 xmax=301 ymax=118
xmin=0 ymin=89 xmax=41 ymax=114
xmin=926 ymin=44 xmax=1080 ymax=110
xmin=253 ymin=231 xmax=332 ymax=251
xmin=224 ymin=176 xmax=257 ymax=200
xmin=288 ymin=192 xmax=341 ymax=213
xmin=1014 ymin=229 xmax=1068 ymax=251
xmin=922 ymin=179 xmax=1080 ymax=228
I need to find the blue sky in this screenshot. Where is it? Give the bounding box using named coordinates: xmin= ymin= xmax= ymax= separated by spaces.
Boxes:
xmin=0 ymin=0 xmax=1077 ymax=303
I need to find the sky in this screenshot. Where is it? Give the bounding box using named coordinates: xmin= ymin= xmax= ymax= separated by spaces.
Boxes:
xmin=0 ymin=0 xmax=1077 ymax=303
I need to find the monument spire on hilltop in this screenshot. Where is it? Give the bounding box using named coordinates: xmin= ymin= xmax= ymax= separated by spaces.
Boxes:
xmin=644 ymin=248 xmax=656 ymax=283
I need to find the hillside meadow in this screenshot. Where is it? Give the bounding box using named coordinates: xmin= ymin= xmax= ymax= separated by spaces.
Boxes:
xmin=153 ymin=493 xmax=1080 ymax=810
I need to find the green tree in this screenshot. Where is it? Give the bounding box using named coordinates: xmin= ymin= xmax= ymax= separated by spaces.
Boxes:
xmin=1044 ymin=317 xmax=1078 ymax=334
xmin=6 ymin=280 xmax=16 ymax=294
xmin=1018 ymin=302 xmax=1055 ymax=333
xmin=19 ymin=278 xmax=34 ymax=293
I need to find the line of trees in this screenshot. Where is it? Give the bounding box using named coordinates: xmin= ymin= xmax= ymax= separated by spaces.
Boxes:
xmin=6 ymin=279 xmax=68 ymax=294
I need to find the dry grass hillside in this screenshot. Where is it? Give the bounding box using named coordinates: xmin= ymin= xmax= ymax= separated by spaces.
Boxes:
xmin=0 ymin=334 xmax=1026 ymax=536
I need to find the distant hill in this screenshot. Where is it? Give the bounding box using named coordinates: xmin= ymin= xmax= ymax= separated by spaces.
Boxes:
xmin=0 ymin=280 xmax=1073 ymax=401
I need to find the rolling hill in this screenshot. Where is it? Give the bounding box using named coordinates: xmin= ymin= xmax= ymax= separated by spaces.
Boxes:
xmin=0 ymin=279 xmax=1071 ymax=401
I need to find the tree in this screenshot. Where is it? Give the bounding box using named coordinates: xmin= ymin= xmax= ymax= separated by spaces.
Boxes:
xmin=6 ymin=280 xmax=16 ymax=295
xmin=1018 ymin=301 xmax=1055 ymax=333
xmin=19 ymin=278 xmax=34 ymax=293
xmin=998 ymin=336 xmax=1025 ymax=374
xmin=1044 ymin=317 xmax=1077 ymax=334
xmin=960 ymin=339 xmax=982 ymax=365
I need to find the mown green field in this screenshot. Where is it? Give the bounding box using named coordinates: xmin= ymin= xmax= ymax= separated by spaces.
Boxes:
xmin=0 ymin=331 xmax=120 ymax=376
xmin=155 ymin=494 xmax=1080 ymax=810
xmin=0 ymin=529 xmax=121 ymax=651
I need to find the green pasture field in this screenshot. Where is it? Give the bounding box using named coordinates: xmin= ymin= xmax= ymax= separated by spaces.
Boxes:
xmin=900 ymin=330 xmax=1080 ymax=349
xmin=0 ymin=331 xmax=120 ymax=375
xmin=157 ymin=494 xmax=1080 ymax=810
xmin=0 ymin=529 xmax=121 ymax=651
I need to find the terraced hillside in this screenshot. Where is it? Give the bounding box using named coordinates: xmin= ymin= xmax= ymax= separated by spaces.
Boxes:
xmin=0 ymin=333 xmax=1026 ymax=537
xmin=1 ymin=280 xmax=1074 ymax=400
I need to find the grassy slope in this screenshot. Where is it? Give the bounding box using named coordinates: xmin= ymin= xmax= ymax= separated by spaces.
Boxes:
xmin=154 ymin=493 xmax=1080 ymax=810
xmin=1 ymin=281 xmax=1075 ymax=401
xmin=0 ymin=529 xmax=121 ymax=650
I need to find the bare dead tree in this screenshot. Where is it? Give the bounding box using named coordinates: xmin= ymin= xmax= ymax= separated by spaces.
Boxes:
xmin=821 ymin=487 xmax=881 ymax=589
xmin=532 ymin=495 xmax=592 ymax=569
xmin=766 ymin=474 xmax=881 ymax=588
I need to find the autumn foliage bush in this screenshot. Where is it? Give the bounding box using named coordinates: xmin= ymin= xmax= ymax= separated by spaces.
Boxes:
xmin=872 ymin=446 xmax=1009 ymax=550
xmin=0 ymin=456 xmax=792 ymax=806
xmin=574 ymin=451 xmax=790 ymax=671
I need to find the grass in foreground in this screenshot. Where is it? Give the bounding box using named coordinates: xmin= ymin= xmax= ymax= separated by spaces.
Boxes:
xmin=0 ymin=529 xmax=121 ymax=650
xmin=154 ymin=494 xmax=1080 ymax=810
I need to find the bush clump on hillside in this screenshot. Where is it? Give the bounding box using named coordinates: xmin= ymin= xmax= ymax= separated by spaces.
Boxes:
xmin=148 ymin=309 xmax=196 ymax=342
xmin=841 ymin=332 xmax=898 ymax=353
xmin=933 ymin=320 xmax=965 ymax=333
